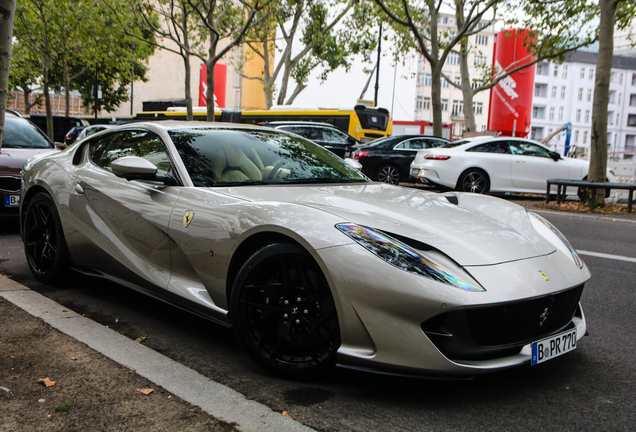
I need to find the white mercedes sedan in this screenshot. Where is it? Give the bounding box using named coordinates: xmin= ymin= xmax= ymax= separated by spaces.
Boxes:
xmin=410 ymin=136 xmax=614 ymax=194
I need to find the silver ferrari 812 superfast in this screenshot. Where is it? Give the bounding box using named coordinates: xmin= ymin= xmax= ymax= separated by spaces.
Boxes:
xmin=20 ymin=122 xmax=590 ymax=377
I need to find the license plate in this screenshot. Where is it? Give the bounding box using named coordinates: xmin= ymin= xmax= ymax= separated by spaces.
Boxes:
xmin=4 ymin=195 xmax=20 ymax=207
xmin=532 ymin=328 xmax=577 ymax=365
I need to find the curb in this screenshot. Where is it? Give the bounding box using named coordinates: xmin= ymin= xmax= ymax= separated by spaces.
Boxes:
xmin=0 ymin=275 xmax=314 ymax=432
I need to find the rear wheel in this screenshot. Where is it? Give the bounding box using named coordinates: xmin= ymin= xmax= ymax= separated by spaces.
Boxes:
xmin=230 ymin=243 xmax=340 ymax=378
xmin=23 ymin=192 xmax=69 ymax=283
xmin=458 ymin=169 xmax=490 ymax=194
xmin=376 ymin=164 xmax=400 ymax=185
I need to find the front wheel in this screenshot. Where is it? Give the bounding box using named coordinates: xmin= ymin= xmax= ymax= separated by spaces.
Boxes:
xmin=375 ymin=164 xmax=400 ymax=185
xmin=458 ymin=169 xmax=490 ymax=194
xmin=23 ymin=192 xmax=70 ymax=283
xmin=230 ymin=243 xmax=340 ymax=378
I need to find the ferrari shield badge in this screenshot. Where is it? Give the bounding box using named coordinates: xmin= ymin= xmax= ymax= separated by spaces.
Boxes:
xmin=539 ymin=271 xmax=549 ymax=281
xmin=183 ymin=210 xmax=195 ymax=228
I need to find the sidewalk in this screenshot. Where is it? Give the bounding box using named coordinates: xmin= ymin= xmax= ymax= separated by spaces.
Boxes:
xmin=0 ymin=276 xmax=313 ymax=432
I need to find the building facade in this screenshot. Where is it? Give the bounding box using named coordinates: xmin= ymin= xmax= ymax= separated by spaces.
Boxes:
xmin=413 ymin=14 xmax=495 ymax=138
xmin=530 ymin=51 xmax=636 ymax=160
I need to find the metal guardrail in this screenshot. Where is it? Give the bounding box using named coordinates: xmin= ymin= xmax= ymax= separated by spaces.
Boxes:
xmin=546 ymin=178 xmax=636 ymax=213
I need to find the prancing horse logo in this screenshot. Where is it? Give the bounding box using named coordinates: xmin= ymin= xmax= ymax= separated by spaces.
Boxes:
xmin=183 ymin=210 xmax=195 ymax=228
xmin=539 ymin=271 xmax=549 ymax=281
xmin=539 ymin=307 xmax=549 ymax=326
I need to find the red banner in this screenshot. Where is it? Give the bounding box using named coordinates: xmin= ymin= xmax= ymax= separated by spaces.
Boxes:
xmin=199 ymin=62 xmax=227 ymax=108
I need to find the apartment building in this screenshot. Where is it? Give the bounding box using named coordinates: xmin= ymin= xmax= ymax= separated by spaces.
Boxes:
xmin=531 ymin=51 xmax=636 ymax=160
xmin=413 ymin=14 xmax=495 ymax=138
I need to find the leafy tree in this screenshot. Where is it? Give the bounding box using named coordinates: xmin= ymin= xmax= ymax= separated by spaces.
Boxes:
xmin=188 ymin=0 xmax=274 ymax=121
xmin=241 ymin=0 xmax=377 ymax=108
xmin=8 ymin=41 xmax=43 ymax=115
xmin=0 ymin=0 xmax=16 ymax=149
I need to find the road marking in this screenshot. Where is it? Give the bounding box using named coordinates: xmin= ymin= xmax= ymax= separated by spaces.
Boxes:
xmin=578 ymin=250 xmax=636 ymax=263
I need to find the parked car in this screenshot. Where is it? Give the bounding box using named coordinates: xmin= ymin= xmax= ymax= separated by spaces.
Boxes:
xmin=349 ymin=135 xmax=449 ymax=184
xmin=21 ymin=122 xmax=590 ymax=377
xmin=268 ymin=121 xmax=359 ymax=158
xmin=75 ymin=124 xmax=114 ymax=142
xmin=410 ymin=136 xmax=616 ymax=194
xmin=27 ymin=114 xmax=85 ymax=143
xmin=65 ymin=126 xmax=86 ymax=146
xmin=1 ymin=111 xmax=58 ymax=218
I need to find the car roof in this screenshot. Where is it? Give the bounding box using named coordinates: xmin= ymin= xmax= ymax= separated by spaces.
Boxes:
xmin=268 ymin=121 xmax=337 ymax=128
xmin=117 ymin=121 xmax=288 ymax=134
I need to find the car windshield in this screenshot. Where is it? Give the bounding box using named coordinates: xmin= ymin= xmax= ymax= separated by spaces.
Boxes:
xmin=439 ymin=140 xmax=469 ymax=149
xmin=2 ymin=116 xmax=53 ymax=149
xmin=169 ymin=128 xmax=369 ymax=187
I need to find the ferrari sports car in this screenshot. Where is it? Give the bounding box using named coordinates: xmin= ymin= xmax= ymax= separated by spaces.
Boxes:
xmin=20 ymin=122 xmax=590 ymax=378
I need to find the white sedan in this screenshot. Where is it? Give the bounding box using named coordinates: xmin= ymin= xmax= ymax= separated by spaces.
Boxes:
xmin=410 ymin=137 xmax=614 ymax=194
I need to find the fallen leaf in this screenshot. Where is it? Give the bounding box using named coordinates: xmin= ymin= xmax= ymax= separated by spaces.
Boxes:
xmin=136 ymin=388 xmax=154 ymax=395
xmin=282 ymin=411 xmax=293 ymax=420
xmin=70 ymin=357 xmax=76 ymax=361
xmin=135 ymin=334 xmax=148 ymax=343
xmin=38 ymin=399 xmax=45 ymax=403
xmin=82 ymin=314 xmax=91 ymax=317
xmin=38 ymin=378 xmax=56 ymax=388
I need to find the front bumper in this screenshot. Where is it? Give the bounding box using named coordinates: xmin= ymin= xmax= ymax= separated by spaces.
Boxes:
xmin=312 ymin=243 xmax=590 ymax=376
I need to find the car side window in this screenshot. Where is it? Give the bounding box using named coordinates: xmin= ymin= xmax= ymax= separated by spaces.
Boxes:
xmin=467 ymin=142 xmax=509 ymax=153
xmin=90 ymin=131 xmax=172 ymax=176
xmin=321 ymin=128 xmax=349 ymax=144
xmin=508 ymin=141 xmax=551 ymax=158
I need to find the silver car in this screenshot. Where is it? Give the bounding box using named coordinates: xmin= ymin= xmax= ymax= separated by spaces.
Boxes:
xmin=21 ymin=122 xmax=590 ymax=377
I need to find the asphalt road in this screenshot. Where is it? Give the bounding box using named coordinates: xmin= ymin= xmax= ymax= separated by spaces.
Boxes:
xmin=1 ymin=210 xmax=635 ymax=432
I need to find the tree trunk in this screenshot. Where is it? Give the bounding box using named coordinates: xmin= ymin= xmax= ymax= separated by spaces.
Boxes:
xmin=63 ymin=52 xmax=70 ymax=117
xmin=589 ymin=0 xmax=617 ymax=184
xmin=0 ymin=0 xmax=16 ymax=149
xmin=43 ymin=65 xmax=53 ymax=140
xmin=285 ymin=82 xmax=306 ymax=105
xmin=428 ymin=2 xmax=442 ymax=137
xmin=277 ymin=57 xmax=292 ymax=106
xmin=262 ymin=35 xmax=273 ymax=109
xmin=22 ymin=86 xmax=31 ymax=114
xmin=206 ymin=34 xmax=218 ymax=122
xmin=181 ymin=7 xmax=193 ymax=121
xmin=459 ymin=36 xmax=476 ymax=133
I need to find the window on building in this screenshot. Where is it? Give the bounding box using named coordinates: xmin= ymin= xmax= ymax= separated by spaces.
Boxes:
xmin=609 ymin=90 xmax=616 ymax=104
xmin=471 ymin=81 xmax=479 ymax=90
xmin=452 ymin=100 xmax=464 ymax=116
xmin=233 ymin=70 xmax=242 ymax=88
xmin=589 ymin=69 xmax=594 ymax=80
xmin=417 ymin=73 xmax=425 ymax=86
xmin=537 ymin=63 xmax=549 ymax=75
xmin=578 ymin=88 xmax=583 ymax=101
xmin=234 ymin=89 xmax=241 ymax=110
xmin=628 ymin=114 xmax=636 ymax=126
xmin=481 ymin=124 xmax=487 ymax=132
xmin=423 ymin=97 xmax=430 ymax=109
xmin=473 ymin=102 xmax=483 ymax=115
xmin=474 ymin=55 xmax=487 ymax=66
xmin=631 ymin=94 xmax=636 ymax=106
xmin=563 ymin=65 xmax=568 ymax=79
xmin=424 ymin=73 xmax=432 ymax=86
xmin=632 ymin=73 xmax=636 ymax=86
xmin=583 ymin=131 xmax=588 ymax=143
xmin=446 ymin=52 xmax=460 ymax=65
xmin=617 ymin=113 xmax=620 ymax=125
xmin=476 ymin=35 xmax=488 ymax=45
xmin=416 ymin=97 xmax=423 ymax=110
xmin=619 ymin=73 xmax=623 ymax=84
xmin=576 ymin=109 xmax=581 ymax=122
xmin=532 ymin=106 xmax=546 ymax=119
xmin=441 ymin=77 xmax=450 ymax=88
xmin=608 ymin=111 xmax=614 ymax=125
xmin=441 ymin=99 xmax=448 ymax=111
xmin=561 ymin=86 xmax=566 ymax=99
xmin=587 ymin=89 xmax=592 ymax=102
xmin=619 ymin=93 xmax=622 ymax=105
xmin=574 ymin=130 xmax=579 ymax=143
xmin=554 ymin=65 xmax=559 ymax=77
xmin=438 ymin=15 xmax=449 ymax=24
xmin=551 ymin=86 xmax=557 ymax=98
xmin=549 ymin=107 xmax=555 ymax=120
xmin=585 ymin=110 xmax=590 ymax=122
xmin=454 ymin=75 xmax=461 ymax=85
xmin=611 ymin=72 xmax=616 ymax=83
xmin=580 ymin=68 xmax=585 ymax=79
xmin=559 ymin=106 xmax=564 ymax=121
xmin=531 ymin=127 xmax=544 ymax=140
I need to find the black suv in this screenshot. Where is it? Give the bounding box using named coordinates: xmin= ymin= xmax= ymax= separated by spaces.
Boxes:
xmin=268 ymin=122 xmax=359 ymax=158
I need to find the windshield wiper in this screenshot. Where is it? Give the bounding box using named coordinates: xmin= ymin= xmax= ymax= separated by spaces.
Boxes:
xmin=279 ymin=177 xmax=366 ymax=184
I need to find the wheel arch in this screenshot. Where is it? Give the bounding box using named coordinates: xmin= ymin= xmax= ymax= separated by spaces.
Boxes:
xmin=20 ymin=186 xmax=51 ymax=239
xmin=455 ymin=167 xmax=490 ymax=191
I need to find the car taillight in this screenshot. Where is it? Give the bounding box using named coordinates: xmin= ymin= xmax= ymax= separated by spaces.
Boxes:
xmin=424 ymin=155 xmax=451 ymax=160
xmin=352 ymin=150 xmax=370 ymax=160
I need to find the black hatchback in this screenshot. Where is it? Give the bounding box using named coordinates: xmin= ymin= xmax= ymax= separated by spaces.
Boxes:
xmin=268 ymin=122 xmax=359 ymax=158
xmin=350 ymin=135 xmax=449 ymax=184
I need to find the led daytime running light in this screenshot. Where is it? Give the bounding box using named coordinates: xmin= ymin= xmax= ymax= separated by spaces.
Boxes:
xmin=530 ymin=212 xmax=584 ymax=269
xmin=335 ymin=223 xmax=484 ymax=292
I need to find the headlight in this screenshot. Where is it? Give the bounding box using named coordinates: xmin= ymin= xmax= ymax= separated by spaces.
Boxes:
xmin=528 ymin=212 xmax=584 ymax=269
xmin=335 ymin=223 xmax=485 ymax=292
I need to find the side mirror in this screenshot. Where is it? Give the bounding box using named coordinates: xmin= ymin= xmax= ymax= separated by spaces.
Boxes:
xmin=54 ymin=142 xmax=67 ymax=150
xmin=347 ymin=136 xmax=358 ymax=145
xmin=111 ymin=156 xmax=158 ymax=178
xmin=549 ymin=151 xmax=561 ymax=161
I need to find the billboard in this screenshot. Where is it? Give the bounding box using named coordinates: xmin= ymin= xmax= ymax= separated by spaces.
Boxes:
xmin=487 ymin=29 xmax=536 ymax=137
xmin=199 ymin=62 xmax=227 ymax=108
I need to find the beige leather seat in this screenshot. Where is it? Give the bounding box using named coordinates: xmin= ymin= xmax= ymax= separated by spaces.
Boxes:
xmin=212 ymin=143 xmax=262 ymax=182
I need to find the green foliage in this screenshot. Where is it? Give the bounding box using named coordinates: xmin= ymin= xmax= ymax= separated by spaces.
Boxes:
xmin=55 ymin=402 xmax=71 ymax=412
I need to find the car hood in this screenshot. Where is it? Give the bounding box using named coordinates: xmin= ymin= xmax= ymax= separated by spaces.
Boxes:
xmin=219 ymin=183 xmax=556 ymax=266
xmin=0 ymin=148 xmax=57 ymax=176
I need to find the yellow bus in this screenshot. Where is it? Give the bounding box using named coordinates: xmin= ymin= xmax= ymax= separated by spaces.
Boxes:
xmin=134 ymin=105 xmax=392 ymax=142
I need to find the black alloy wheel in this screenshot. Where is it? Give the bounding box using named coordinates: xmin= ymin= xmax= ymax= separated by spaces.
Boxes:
xmin=376 ymin=164 xmax=400 ymax=185
xmin=23 ymin=192 xmax=69 ymax=283
xmin=459 ymin=169 xmax=490 ymax=194
xmin=230 ymin=243 xmax=340 ymax=378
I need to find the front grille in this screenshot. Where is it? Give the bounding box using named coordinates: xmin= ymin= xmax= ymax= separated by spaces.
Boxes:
xmin=421 ymin=285 xmax=584 ymax=361
xmin=0 ymin=177 xmax=21 ymax=192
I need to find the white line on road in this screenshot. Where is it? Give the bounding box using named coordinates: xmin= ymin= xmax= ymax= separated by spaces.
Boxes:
xmin=578 ymin=250 xmax=636 ymax=263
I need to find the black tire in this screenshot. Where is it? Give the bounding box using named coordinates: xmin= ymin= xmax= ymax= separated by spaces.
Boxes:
xmin=230 ymin=243 xmax=340 ymax=378
xmin=458 ymin=169 xmax=490 ymax=194
xmin=23 ymin=192 xmax=70 ymax=283
xmin=375 ymin=164 xmax=400 ymax=185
